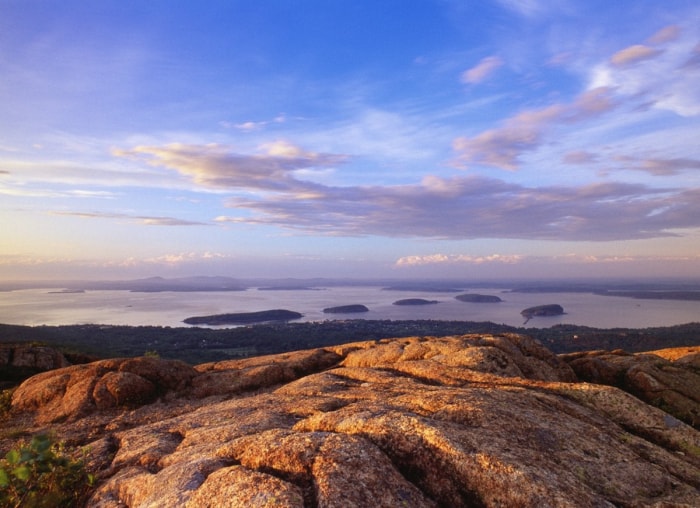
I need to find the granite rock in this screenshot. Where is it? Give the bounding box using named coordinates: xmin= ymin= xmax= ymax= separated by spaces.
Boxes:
xmin=6 ymin=334 xmax=700 ymax=507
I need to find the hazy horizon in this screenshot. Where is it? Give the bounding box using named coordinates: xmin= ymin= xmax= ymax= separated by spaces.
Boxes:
xmin=2 ymin=1 xmax=699 ymax=282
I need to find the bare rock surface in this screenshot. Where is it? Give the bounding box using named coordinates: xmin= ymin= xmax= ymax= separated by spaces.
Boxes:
xmin=562 ymin=347 xmax=700 ymax=428
xmin=5 ymin=334 xmax=700 ymax=507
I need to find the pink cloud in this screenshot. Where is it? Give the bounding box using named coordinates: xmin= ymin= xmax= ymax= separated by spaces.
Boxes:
xmin=452 ymin=87 xmax=616 ymax=170
xmin=563 ymin=151 xmax=598 ymax=165
xmin=461 ymin=56 xmax=504 ymax=84
xmin=647 ymin=25 xmax=681 ymax=45
xmin=610 ymin=44 xmax=663 ymax=67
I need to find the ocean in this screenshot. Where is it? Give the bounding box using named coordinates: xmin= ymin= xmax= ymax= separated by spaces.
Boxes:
xmin=0 ymin=286 xmax=698 ymax=329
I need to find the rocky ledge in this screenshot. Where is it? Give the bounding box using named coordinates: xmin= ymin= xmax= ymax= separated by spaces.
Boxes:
xmin=4 ymin=335 xmax=700 ymax=507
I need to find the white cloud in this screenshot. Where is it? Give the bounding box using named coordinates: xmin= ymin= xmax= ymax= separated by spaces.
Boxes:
xmin=590 ymin=25 xmax=700 ymax=117
xmin=395 ymin=253 xmax=523 ymax=266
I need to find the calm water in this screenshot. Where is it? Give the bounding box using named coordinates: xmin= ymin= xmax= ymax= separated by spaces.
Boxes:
xmin=0 ymin=286 xmax=698 ymax=329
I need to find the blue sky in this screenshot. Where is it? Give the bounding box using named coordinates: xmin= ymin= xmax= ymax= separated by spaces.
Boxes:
xmin=1 ymin=0 xmax=699 ymax=280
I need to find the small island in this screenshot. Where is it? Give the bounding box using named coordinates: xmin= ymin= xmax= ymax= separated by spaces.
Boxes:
xmin=183 ymin=309 xmax=303 ymax=325
xmin=393 ymin=298 xmax=439 ymax=306
xmin=455 ymin=294 xmax=502 ymax=303
xmin=520 ymin=304 xmax=565 ymax=323
xmin=257 ymin=286 xmax=322 ymax=291
xmin=322 ymin=304 xmax=369 ymax=314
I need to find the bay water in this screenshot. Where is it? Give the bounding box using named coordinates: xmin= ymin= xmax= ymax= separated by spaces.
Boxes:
xmin=0 ymin=286 xmax=698 ymax=329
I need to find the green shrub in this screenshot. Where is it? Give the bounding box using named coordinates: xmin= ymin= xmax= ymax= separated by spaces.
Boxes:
xmin=0 ymin=434 xmax=95 ymax=507
xmin=0 ymin=388 xmax=13 ymax=418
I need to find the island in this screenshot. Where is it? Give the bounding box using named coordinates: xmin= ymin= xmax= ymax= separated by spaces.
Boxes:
xmin=322 ymin=304 xmax=369 ymax=314
xmin=183 ymin=309 xmax=303 ymax=325
xmin=393 ymin=298 xmax=439 ymax=306
xmin=455 ymin=294 xmax=502 ymax=303
xmin=257 ymin=286 xmax=322 ymax=291
xmin=520 ymin=304 xmax=565 ymax=323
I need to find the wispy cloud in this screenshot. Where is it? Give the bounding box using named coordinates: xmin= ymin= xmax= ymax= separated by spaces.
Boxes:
xmin=461 ymin=56 xmax=503 ymax=84
xmin=562 ymin=151 xmax=598 ymax=165
xmin=142 ymin=251 xmax=231 ymax=265
xmin=610 ymin=45 xmax=663 ymax=67
xmin=50 ymin=210 xmax=210 ymax=226
xmin=647 ymin=25 xmax=681 ymax=45
xmin=452 ymin=87 xmax=616 ymax=170
xmin=590 ymin=24 xmax=700 ymax=117
xmin=221 ymin=175 xmax=699 ymax=241
xmin=113 ymin=139 xmax=700 ymax=242
xmin=113 ymin=141 xmax=348 ymax=193
xmin=495 ymin=0 xmax=552 ymax=17
xmin=614 ymin=156 xmax=700 ymax=176
xmin=221 ymin=114 xmax=287 ymax=132
xmin=682 ymin=43 xmax=700 ymax=69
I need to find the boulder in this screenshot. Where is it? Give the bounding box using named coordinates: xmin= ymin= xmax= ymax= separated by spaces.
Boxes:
xmin=11 ymin=356 xmax=197 ymax=423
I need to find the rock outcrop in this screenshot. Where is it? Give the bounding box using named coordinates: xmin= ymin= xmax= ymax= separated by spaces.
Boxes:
xmin=0 ymin=344 xmax=70 ymax=371
xmin=5 ymin=334 xmax=700 ymax=507
xmin=562 ymin=346 xmax=700 ymax=429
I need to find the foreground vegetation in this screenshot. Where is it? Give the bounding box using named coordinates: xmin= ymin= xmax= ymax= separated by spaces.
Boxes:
xmin=0 ymin=434 xmax=94 ymax=507
xmin=2 ymin=320 xmax=700 ymax=367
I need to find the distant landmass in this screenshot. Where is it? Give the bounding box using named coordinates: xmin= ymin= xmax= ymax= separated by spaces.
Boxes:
xmin=455 ymin=294 xmax=502 ymax=303
xmin=258 ymin=286 xmax=323 ymax=291
xmin=393 ymin=298 xmax=439 ymax=306
xmin=383 ymin=286 xmax=463 ymax=292
xmin=597 ymin=290 xmax=700 ymax=301
xmin=183 ymin=309 xmax=303 ymax=325
xmin=323 ymin=304 xmax=369 ymax=314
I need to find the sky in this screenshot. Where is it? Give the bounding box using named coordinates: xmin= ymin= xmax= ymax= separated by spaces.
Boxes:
xmin=1 ymin=0 xmax=699 ymax=281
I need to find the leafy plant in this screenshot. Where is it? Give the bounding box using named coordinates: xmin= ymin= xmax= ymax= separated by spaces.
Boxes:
xmin=0 ymin=388 xmax=13 ymax=418
xmin=0 ymin=434 xmax=95 ymax=507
